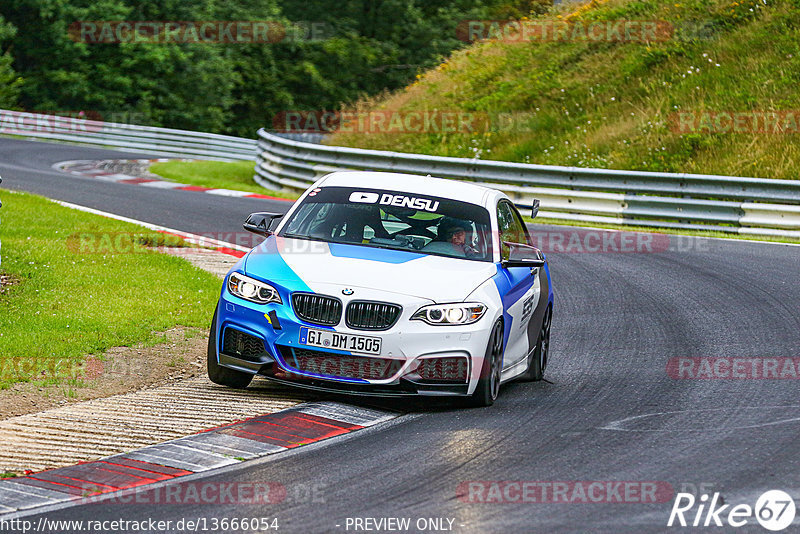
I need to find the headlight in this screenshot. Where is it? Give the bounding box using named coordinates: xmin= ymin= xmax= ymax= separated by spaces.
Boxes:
xmin=411 ymin=303 xmax=486 ymax=325
xmin=228 ymin=273 xmax=282 ymax=305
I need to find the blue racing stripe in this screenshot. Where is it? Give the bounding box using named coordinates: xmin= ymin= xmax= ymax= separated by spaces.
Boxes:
xmin=492 ymin=266 xmax=536 ymax=351
xmin=242 ymin=236 xmax=313 ymax=290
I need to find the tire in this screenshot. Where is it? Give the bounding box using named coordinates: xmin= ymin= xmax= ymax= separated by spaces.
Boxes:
xmin=207 ymin=306 xmax=253 ymax=389
xmin=521 ymin=305 xmax=551 ymax=382
xmin=467 ymin=319 xmax=504 ymax=407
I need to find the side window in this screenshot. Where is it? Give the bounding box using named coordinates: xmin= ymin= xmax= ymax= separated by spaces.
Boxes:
xmin=510 ymin=205 xmax=531 ymax=245
xmin=497 ymin=201 xmax=526 ymax=260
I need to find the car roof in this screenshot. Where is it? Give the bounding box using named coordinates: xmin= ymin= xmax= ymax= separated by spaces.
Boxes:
xmin=317 ymin=171 xmax=499 ymax=207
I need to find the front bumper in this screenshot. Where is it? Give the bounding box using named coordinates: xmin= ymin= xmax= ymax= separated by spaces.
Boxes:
xmin=214 ymin=289 xmax=493 ymax=397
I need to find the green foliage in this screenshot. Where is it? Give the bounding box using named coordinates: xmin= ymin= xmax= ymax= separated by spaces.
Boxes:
xmin=0 ymin=14 xmax=21 ymax=108
xmin=0 ymin=0 xmax=239 ymax=132
xmin=0 ymin=51 xmax=21 ymax=108
xmin=0 ymin=0 xmax=543 ymax=136
xmin=149 ymin=160 xmax=298 ymax=198
xmin=332 ymin=0 xmax=800 ymax=180
xmin=0 ymin=188 xmax=222 ymax=387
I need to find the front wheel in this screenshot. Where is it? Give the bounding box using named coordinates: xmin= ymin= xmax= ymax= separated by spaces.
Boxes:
xmin=467 ymin=319 xmax=504 ymax=407
xmin=520 ymin=306 xmax=551 ymax=382
xmin=207 ymin=306 xmax=253 ymax=389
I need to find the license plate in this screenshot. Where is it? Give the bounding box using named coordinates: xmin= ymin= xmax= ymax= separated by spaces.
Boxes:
xmin=299 ymin=327 xmax=382 ymax=355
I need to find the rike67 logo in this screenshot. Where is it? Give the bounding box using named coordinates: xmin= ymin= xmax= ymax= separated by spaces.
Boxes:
xmin=668 ymin=490 xmax=796 ymax=531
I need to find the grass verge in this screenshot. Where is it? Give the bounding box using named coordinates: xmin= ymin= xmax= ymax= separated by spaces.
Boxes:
xmin=149 ymin=160 xmax=299 ymax=200
xmin=0 ymin=188 xmax=223 ymax=388
xmin=330 ymin=0 xmax=800 ymax=180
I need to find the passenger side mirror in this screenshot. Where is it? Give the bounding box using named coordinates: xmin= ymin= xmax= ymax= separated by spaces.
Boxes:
xmin=531 ymin=199 xmax=540 ymax=219
xmin=243 ymin=212 xmax=284 ymax=237
xmin=502 ymin=241 xmax=545 ymax=268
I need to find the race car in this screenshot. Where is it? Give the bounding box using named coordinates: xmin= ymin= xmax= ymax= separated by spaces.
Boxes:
xmin=207 ymin=171 xmax=553 ymax=406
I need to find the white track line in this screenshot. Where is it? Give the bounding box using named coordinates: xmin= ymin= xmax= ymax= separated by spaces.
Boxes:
xmin=52 ymin=200 xmax=249 ymax=253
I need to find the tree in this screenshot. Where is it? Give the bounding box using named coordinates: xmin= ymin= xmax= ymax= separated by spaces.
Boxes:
xmin=0 ymin=14 xmax=22 ymax=109
xmin=0 ymin=0 xmax=550 ymax=135
xmin=0 ymin=0 xmax=240 ymax=131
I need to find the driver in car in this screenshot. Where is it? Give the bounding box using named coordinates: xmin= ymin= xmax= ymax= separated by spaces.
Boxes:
xmin=437 ymin=217 xmax=481 ymax=258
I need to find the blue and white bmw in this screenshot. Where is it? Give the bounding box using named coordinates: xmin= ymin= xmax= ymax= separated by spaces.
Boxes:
xmin=208 ymin=171 xmax=553 ymax=406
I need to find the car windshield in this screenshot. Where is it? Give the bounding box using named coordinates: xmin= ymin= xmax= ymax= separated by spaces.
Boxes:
xmin=279 ymin=186 xmax=493 ymax=262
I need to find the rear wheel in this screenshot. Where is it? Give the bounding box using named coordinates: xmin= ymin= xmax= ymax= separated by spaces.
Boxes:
xmin=467 ymin=319 xmax=504 ymax=407
xmin=207 ymin=306 xmax=253 ymax=389
xmin=521 ymin=306 xmax=551 ymax=381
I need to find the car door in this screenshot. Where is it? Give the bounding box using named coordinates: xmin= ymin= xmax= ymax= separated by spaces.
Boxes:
xmin=495 ymin=200 xmax=539 ymax=370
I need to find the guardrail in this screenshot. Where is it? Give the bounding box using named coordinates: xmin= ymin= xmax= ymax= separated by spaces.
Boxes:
xmin=255 ymin=129 xmax=800 ymax=237
xmin=0 ymin=110 xmax=257 ymax=161
xmin=1 ymin=109 xmax=797 ymax=237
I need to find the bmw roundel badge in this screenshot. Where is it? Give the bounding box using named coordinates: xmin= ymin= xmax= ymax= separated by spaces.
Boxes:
xmin=342 ymin=288 xmax=354 ymax=295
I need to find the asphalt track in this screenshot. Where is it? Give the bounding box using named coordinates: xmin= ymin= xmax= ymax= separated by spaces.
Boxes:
xmin=2 ymin=137 xmax=800 ymax=533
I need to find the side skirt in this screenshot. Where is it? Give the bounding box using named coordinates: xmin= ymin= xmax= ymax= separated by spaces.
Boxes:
xmin=501 ymin=358 xmax=529 ymax=383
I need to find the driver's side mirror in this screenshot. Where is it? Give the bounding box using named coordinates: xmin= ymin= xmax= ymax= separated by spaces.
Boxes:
xmin=531 ymin=199 xmax=540 ymax=219
xmin=243 ymin=212 xmax=284 ymax=237
xmin=502 ymin=241 xmax=545 ymax=268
